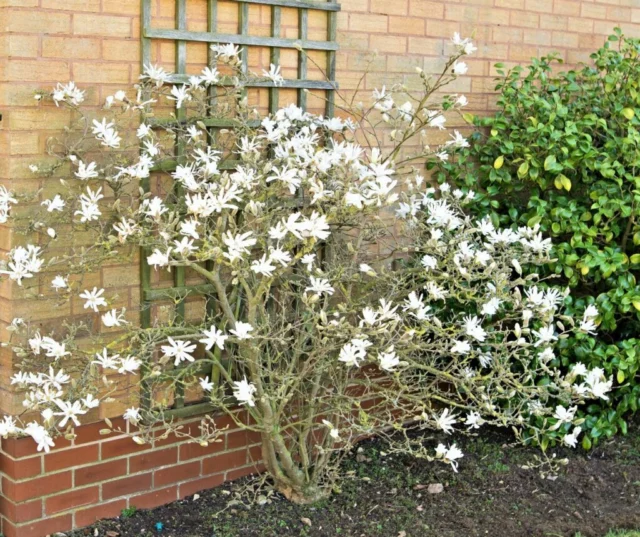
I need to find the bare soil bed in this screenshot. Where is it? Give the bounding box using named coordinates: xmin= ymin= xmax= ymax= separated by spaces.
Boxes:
xmin=71 ymin=426 xmax=640 ymax=537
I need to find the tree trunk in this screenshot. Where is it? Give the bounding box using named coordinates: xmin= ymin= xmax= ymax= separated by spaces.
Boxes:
xmin=275 ymin=479 xmax=331 ymax=505
xmin=260 ymin=433 xmax=331 ymax=504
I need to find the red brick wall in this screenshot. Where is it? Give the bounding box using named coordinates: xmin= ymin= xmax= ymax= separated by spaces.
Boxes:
xmin=0 ymin=412 xmax=263 ymax=537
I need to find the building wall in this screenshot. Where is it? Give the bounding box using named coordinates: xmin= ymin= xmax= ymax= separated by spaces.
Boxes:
xmin=1 ymin=0 xmax=640 ymax=535
xmin=0 ymin=412 xmax=263 ymax=537
xmin=2 ymin=0 xmax=640 ymax=417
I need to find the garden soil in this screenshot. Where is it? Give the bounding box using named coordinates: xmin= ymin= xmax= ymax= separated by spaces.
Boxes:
xmin=71 ymin=426 xmax=640 ymax=537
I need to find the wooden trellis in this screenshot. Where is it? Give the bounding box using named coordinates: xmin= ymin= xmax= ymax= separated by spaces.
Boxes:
xmin=139 ymin=0 xmax=341 ymax=418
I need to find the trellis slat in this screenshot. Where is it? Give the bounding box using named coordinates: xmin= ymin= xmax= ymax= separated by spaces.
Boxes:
xmin=144 ymin=284 xmax=218 ymax=302
xmin=165 ymin=74 xmax=337 ymax=90
xmin=326 ymin=2 xmax=337 ymax=117
xmin=144 ymin=29 xmax=339 ymax=52
xmin=269 ymin=5 xmax=282 ymax=113
xmin=237 ymin=0 xmax=340 ymax=11
xmin=139 ymin=0 xmax=154 ymax=413
xmin=298 ymin=8 xmax=308 ymax=110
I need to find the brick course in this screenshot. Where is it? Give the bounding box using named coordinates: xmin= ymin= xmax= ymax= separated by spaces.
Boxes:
xmin=0 ymin=413 xmax=263 ymax=535
xmin=1 ymin=0 xmax=640 ymax=535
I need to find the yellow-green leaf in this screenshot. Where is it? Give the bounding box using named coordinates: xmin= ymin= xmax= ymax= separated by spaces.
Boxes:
xmin=462 ymin=112 xmax=475 ymax=124
xmin=559 ymin=174 xmax=572 ymax=191
xmin=494 ymin=155 xmax=504 ymax=169
xmin=544 ymin=154 xmax=556 ymax=171
xmin=554 ymin=177 xmax=563 ymax=190
xmin=540 ymin=437 xmax=549 ymax=452
xmin=633 ymin=300 xmax=640 ymax=311
xmin=617 ymin=370 xmax=626 ymax=383
xmin=631 ymin=254 xmax=640 ymax=264
xmin=580 ymin=266 xmax=590 ymax=276
xmin=527 ymin=215 xmax=541 ymax=227
xmin=517 ymin=161 xmax=529 ymax=179
xmin=582 ymin=435 xmax=592 ymax=450
xmin=491 ymin=129 xmax=498 ymax=137
xmin=622 ymin=107 xmax=635 ymax=120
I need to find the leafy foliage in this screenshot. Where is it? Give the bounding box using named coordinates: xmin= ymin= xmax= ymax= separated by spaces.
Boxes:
xmin=433 ymin=28 xmax=640 ymax=446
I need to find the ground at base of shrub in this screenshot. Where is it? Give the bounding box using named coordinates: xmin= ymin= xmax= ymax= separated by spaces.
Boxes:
xmin=70 ymin=427 xmax=640 ymax=537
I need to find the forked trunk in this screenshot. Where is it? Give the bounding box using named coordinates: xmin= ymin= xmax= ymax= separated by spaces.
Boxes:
xmin=261 ymin=432 xmax=332 ymax=504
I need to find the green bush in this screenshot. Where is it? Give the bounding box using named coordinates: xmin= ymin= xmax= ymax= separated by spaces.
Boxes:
xmin=433 ymin=28 xmax=640 ymax=447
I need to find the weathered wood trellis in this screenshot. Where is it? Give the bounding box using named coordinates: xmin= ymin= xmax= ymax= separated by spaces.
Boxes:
xmin=139 ymin=0 xmax=340 ymax=418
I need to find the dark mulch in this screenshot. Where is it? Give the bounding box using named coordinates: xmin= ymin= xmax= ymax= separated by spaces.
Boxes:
xmin=69 ymin=427 xmax=640 ymax=537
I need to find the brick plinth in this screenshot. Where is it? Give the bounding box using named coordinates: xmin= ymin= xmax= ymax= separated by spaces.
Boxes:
xmin=0 ymin=414 xmax=263 ymax=537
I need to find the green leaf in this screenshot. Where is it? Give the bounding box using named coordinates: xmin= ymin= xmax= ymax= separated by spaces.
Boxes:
xmin=582 ymin=435 xmax=592 ymax=450
xmin=494 ymin=155 xmax=504 ymax=169
xmin=617 ymin=370 xmax=625 ymax=383
xmin=620 ymin=420 xmax=628 ymax=435
xmin=622 ymin=107 xmax=635 ymax=120
xmin=544 ymin=154 xmax=557 ymax=171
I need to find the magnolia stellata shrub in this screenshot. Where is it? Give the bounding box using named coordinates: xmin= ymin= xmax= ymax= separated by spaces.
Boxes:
xmin=0 ymin=35 xmax=611 ymax=502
